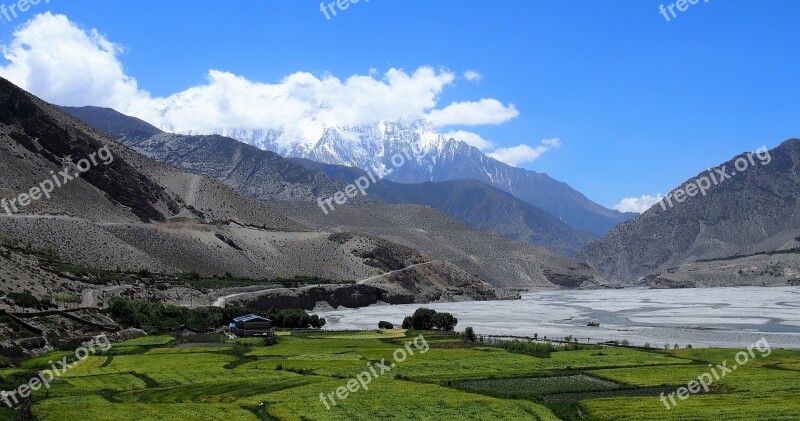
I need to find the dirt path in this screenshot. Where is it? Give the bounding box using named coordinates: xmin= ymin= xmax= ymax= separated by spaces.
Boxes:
xmin=211 ymin=286 xmax=284 ymax=307
xmin=356 ymin=260 xmax=439 ymax=285
xmin=81 ymin=285 xmax=128 ymax=307
xmin=213 ymin=290 xmax=254 ymax=307
xmin=186 ymin=174 xmax=202 ymax=207
xmin=211 ymin=261 xmax=440 ymax=307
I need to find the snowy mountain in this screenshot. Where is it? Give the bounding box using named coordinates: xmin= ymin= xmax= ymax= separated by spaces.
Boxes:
xmin=198 ymin=121 xmax=452 ymax=180
xmin=208 ymin=120 xmax=635 ymax=235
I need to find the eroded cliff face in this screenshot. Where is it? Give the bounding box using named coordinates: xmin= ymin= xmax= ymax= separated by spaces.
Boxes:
xmin=233 ymin=285 xmax=412 ymax=310
xmin=229 ymin=261 xmax=521 ymax=311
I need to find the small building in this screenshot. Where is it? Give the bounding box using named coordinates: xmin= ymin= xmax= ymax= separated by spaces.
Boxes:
xmin=229 ymin=314 xmax=272 ymax=337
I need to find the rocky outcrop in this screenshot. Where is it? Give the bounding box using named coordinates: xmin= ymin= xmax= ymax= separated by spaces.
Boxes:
xmin=230 ymin=260 xmax=521 ymax=311
xmin=639 ymin=251 xmax=800 ymax=289
xmin=543 ymin=266 xmax=601 ymax=288
xmin=233 ymin=284 xmax=413 ymax=310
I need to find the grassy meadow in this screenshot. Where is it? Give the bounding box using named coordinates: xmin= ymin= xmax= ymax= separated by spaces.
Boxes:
xmin=1 ymin=330 xmax=798 ymax=420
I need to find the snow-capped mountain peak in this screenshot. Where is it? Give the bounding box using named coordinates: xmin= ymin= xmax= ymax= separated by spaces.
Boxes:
xmin=196 ymin=119 xmax=633 ymax=235
xmin=197 ymin=119 xmax=457 ymax=180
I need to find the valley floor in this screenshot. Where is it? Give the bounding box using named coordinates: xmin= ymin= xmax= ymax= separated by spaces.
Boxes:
xmin=2 ymin=330 xmax=799 ymax=420
xmin=317 ymin=286 xmax=800 ymax=349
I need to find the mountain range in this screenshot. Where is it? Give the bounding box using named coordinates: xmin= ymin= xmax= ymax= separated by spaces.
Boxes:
xmin=290 ymin=158 xmax=596 ymax=256
xmin=60 ymin=106 xmax=595 ymax=255
xmin=52 ymin=95 xmax=800 ymax=291
xmin=203 ymin=122 xmax=636 ymax=236
xmin=58 ymin=106 xmax=366 ymax=204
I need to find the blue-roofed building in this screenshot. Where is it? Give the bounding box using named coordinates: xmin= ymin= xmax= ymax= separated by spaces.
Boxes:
xmin=229 ymin=314 xmax=272 ymax=337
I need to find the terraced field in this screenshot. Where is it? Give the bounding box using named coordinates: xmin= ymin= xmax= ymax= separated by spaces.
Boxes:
xmin=2 ymin=331 xmax=798 ymax=420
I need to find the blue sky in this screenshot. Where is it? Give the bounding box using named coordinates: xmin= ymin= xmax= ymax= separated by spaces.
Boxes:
xmin=1 ymin=1 xmax=798 ymax=210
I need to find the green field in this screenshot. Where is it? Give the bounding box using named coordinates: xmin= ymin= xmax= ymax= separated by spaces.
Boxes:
xmin=116 ymin=335 xmax=176 ymax=346
xmin=2 ymin=331 xmax=797 ymax=420
xmin=456 ymin=375 xmax=618 ymax=398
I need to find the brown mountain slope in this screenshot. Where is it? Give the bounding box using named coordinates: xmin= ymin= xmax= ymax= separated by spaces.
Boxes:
xmin=579 ymin=139 xmax=800 ymax=284
xmin=59 ymin=106 xmax=377 ymax=204
xmin=271 ymin=202 xmax=607 ymax=289
xmin=0 ymin=77 xmax=451 ymax=285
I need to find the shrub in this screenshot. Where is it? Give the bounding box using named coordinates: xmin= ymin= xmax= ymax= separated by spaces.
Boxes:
xmin=463 ymin=327 xmax=477 ymax=342
xmin=232 ymin=343 xmax=252 ymax=358
xmin=8 ymin=292 xmax=47 ymax=310
xmin=496 ymin=339 xmax=601 ymax=357
xmin=378 ymin=321 xmax=394 ymax=329
xmin=497 ymin=340 xmax=557 ymax=357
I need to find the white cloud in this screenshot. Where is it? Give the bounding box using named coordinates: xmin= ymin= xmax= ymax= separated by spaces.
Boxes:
xmin=0 ymin=13 xmax=520 ymax=145
xmin=441 ymin=130 xmax=495 ymax=150
xmin=464 ymin=70 xmax=482 ymax=81
xmin=613 ymin=195 xmax=662 ymax=213
xmin=0 ymin=13 xmax=148 ymax=108
xmin=487 ymin=138 xmax=561 ymax=167
xmin=428 ymin=98 xmax=519 ymax=127
xmin=141 ymin=67 xmax=458 ymax=144
xmin=542 ymin=138 xmax=562 ymax=147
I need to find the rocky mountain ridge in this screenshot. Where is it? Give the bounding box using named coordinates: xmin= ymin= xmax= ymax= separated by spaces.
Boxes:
xmin=200 ymin=120 xmax=636 ymax=236
xmin=580 ymin=139 xmax=800 ymax=284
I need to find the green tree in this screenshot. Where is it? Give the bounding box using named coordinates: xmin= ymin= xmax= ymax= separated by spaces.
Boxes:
xmin=410 ymin=308 xmax=436 ymax=330
xmin=432 ymin=312 xmax=458 ymax=331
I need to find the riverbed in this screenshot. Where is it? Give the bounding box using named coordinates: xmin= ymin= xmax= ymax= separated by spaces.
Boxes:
xmin=315 ymin=286 xmax=800 ymax=348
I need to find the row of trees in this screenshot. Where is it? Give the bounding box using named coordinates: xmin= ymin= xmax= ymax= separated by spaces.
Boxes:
xmin=266 ymin=308 xmax=326 ymax=329
xmin=107 ymin=298 xmax=325 ymax=333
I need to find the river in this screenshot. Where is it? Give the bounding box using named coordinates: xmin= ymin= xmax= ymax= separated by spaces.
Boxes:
xmin=315 ymin=286 xmax=800 ymax=348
